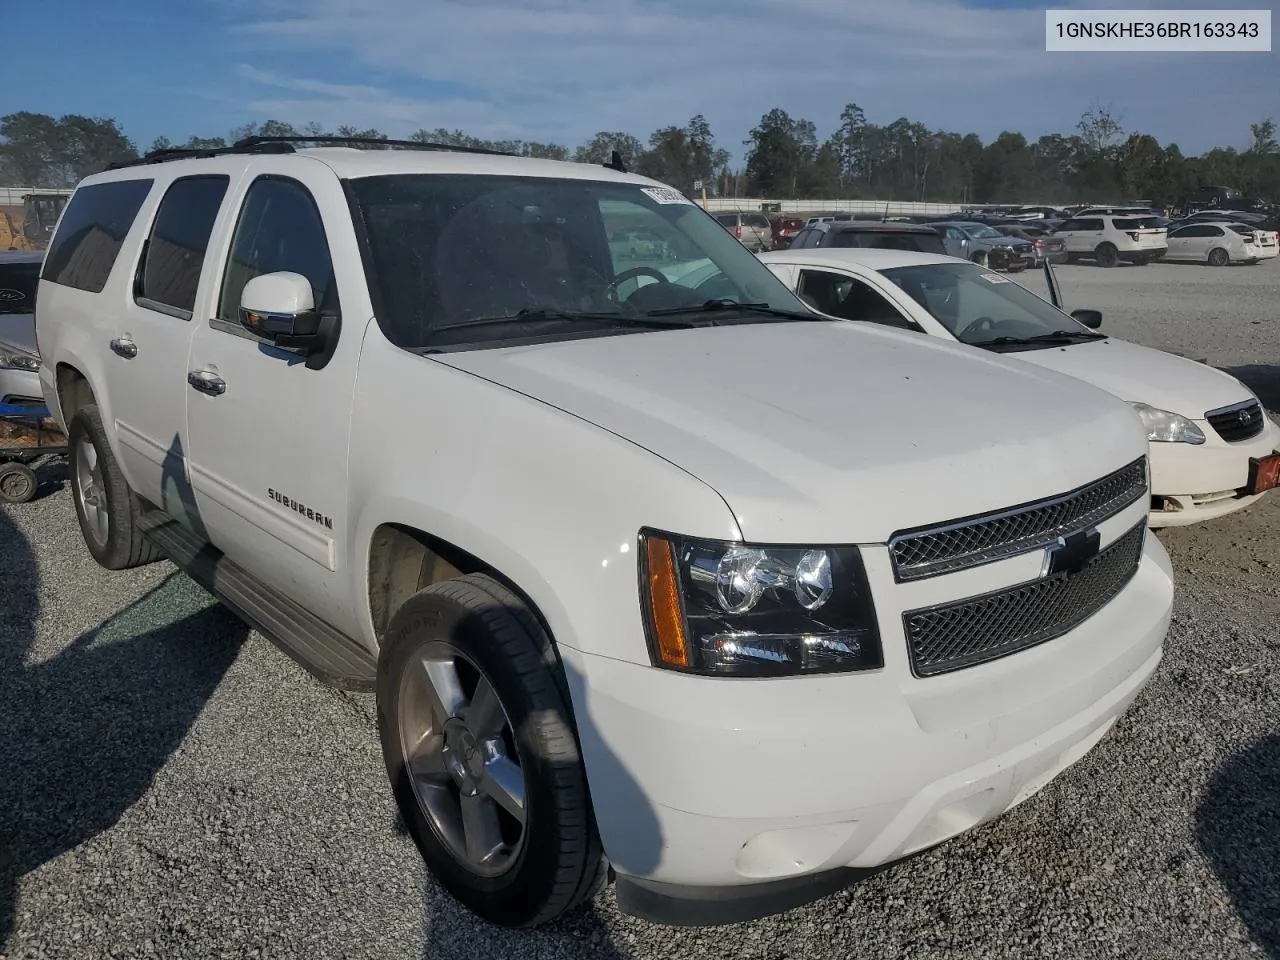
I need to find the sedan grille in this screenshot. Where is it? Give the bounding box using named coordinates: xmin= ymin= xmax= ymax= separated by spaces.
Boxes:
xmin=1206 ymin=400 xmax=1266 ymax=443
xmin=889 ymin=457 xmax=1147 ymax=582
xmin=903 ymin=522 xmax=1146 ymax=678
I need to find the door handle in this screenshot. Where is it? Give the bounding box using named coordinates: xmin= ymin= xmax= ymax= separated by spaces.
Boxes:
xmin=187 ymin=370 xmax=226 ymax=396
xmin=109 ymin=337 xmax=137 ymax=359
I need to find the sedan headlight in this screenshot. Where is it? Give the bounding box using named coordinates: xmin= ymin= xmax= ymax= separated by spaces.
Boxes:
xmin=639 ymin=530 xmax=882 ymax=677
xmin=1130 ymin=402 xmax=1205 ymax=444
xmin=0 ymin=350 xmax=39 ymax=372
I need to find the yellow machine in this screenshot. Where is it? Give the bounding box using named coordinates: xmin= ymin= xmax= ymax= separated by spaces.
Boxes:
xmin=0 ymin=191 xmax=70 ymax=251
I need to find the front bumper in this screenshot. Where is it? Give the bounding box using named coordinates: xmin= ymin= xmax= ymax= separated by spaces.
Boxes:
xmin=1148 ymin=418 xmax=1280 ymax=526
xmin=989 ymin=247 xmax=1036 ymax=270
xmin=578 ymin=531 xmax=1173 ymax=923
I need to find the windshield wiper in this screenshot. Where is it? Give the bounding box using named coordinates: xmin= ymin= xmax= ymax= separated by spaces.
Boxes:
xmin=645 ymin=298 xmax=823 ymax=322
xmin=431 ymin=307 xmax=701 ymax=333
xmin=969 ymin=330 xmax=1107 ymax=347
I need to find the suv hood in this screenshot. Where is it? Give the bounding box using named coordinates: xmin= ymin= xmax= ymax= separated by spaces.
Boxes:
xmin=1008 ymin=337 xmax=1255 ymax=421
xmin=440 ymin=322 xmax=1148 ymax=544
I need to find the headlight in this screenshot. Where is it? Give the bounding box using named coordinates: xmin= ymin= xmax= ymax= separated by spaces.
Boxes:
xmin=639 ymin=530 xmax=882 ymax=677
xmin=1130 ymin=402 xmax=1205 ymax=444
xmin=0 ymin=351 xmax=39 ymax=372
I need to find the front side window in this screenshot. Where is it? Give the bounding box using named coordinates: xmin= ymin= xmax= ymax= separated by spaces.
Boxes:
xmin=218 ymin=177 xmax=336 ymax=323
xmin=138 ymin=175 xmax=230 ymax=317
xmin=0 ymin=261 xmax=40 ymax=315
xmin=881 ymin=261 xmax=1098 ymax=349
xmin=346 ymin=174 xmax=805 ymax=351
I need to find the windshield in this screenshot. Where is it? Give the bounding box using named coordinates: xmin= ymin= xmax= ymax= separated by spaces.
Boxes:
xmin=879 ymin=261 xmax=1097 ymax=348
xmin=346 ymin=174 xmax=806 ymax=350
xmin=0 ymin=261 xmax=40 ymax=315
xmin=964 ymin=224 xmax=1005 ymax=240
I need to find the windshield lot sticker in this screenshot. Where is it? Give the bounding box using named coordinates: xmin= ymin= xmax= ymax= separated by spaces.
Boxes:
xmin=979 ymin=273 xmax=1011 ymax=283
xmin=641 ymin=187 xmax=693 ymax=205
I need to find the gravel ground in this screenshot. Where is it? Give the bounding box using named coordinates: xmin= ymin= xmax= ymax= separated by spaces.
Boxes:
xmin=2 ymin=258 xmax=1278 ymax=959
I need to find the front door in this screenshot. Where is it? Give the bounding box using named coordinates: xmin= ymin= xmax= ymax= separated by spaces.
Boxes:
xmin=183 ymin=164 xmax=365 ymax=634
xmin=107 ymin=174 xmax=236 ymax=520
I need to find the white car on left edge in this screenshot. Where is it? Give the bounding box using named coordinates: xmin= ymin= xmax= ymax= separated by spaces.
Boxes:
xmin=758 ymin=247 xmax=1280 ymax=528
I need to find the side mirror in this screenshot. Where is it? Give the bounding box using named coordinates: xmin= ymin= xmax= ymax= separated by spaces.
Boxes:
xmin=239 ymin=271 xmax=340 ymax=369
xmin=1072 ymin=308 xmax=1103 ymax=329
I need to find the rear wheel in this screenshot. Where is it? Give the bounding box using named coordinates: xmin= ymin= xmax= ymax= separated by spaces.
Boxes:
xmin=66 ymin=404 xmax=162 ymax=569
xmin=0 ymin=462 xmax=37 ymax=504
xmin=1095 ymin=243 xmax=1119 ymax=268
xmin=1208 ymin=247 xmax=1230 ymax=267
xmin=377 ymin=573 xmax=605 ymax=928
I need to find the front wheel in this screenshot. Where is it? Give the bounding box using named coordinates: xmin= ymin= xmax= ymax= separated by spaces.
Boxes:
xmin=376 ymin=573 xmax=605 ymax=928
xmin=971 ymin=251 xmax=989 ymax=268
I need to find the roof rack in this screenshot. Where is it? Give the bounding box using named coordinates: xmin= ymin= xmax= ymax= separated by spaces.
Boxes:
xmin=104 ymin=134 xmax=520 ymax=171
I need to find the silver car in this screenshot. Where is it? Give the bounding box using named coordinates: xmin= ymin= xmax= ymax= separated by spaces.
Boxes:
xmin=0 ymin=251 xmax=45 ymax=408
xmin=714 ymin=211 xmax=773 ymax=252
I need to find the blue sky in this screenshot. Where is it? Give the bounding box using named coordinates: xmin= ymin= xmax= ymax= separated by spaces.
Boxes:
xmin=4 ymin=0 xmax=1276 ymax=163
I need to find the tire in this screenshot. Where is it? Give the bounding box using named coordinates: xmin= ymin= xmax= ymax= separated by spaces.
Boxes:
xmin=0 ymin=462 xmax=37 ymax=504
xmin=1208 ymin=247 xmax=1230 ymax=267
xmin=377 ymin=573 xmax=605 ymax=928
xmin=66 ymin=403 xmax=163 ymax=570
xmin=971 ymin=251 xmax=989 ymax=268
xmin=1095 ymin=243 xmax=1119 ymax=268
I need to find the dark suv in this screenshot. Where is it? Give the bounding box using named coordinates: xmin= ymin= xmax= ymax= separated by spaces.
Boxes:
xmin=786 ymin=220 xmax=947 ymax=255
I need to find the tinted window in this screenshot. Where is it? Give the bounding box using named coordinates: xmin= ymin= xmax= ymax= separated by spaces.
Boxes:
xmin=41 ymin=179 xmax=153 ymax=293
xmin=715 ymin=214 xmax=737 ymax=227
xmin=791 ymin=229 xmax=816 ymax=248
xmin=1227 ymin=224 xmax=1255 ymax=237
xmin=1113 ymin=217 xmax=1161 ymax=229
xmin=218 ymin=177 xmax=336 ymax=323
xmin=138 ymin=175 xmax=230 ymax=317
xmin=0 ymin=261 xmax=40 ymax=315
xmin=746 ymin=214 xmax=770 ymax=228
xmin=831 ymin=229 xmax=945 ymax=255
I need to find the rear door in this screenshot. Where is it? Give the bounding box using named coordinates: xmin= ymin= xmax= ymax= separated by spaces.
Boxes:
xmin=99 ymin=174 xmax=235 ymax=516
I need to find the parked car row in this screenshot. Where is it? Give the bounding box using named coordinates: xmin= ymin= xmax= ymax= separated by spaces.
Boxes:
xmin=16 ymin=142 xmax=1280 ymax=933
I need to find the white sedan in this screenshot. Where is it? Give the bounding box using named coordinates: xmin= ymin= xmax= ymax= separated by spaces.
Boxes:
xmin=1164 ymin=221 xmax=1277 ymax=264
xmin=758 ymin=247 xmax=1280 ymax=527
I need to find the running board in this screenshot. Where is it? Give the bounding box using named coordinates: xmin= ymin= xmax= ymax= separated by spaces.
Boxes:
xmin=139 ymin=508 xmax=377 ymax=691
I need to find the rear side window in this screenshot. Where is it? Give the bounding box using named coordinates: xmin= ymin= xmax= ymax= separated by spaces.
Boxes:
xmin=715 ymin=214 xmax=737 ymax=227
xmin=137 ymin=175 xmax=230 ymax=318
xmin=41 ymin=179 xmax=154 ymax=293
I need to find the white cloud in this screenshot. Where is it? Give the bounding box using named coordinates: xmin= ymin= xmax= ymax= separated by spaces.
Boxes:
xmin=219 ymin=0 xmax=1276 ymax=157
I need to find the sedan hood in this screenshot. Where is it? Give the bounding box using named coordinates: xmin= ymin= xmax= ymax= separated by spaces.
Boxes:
xmin=0 ymin=314 xmax=37 ymax=356
xmin=439 ymin=322 xmax=1148 ymax=544
xmin=1009 ymin=336 xmax=1255 ymax=421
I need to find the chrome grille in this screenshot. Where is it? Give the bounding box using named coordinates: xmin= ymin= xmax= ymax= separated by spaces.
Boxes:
xmin=1205 ymin=400 xmax=1266 ymax=443
xmin=889 ymin=457 xmax=1147 ymax=582
xmin=903 ymin=521 xmax=1146 ymax=678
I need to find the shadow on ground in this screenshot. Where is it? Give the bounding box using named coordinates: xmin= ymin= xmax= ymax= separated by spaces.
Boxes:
xmin=0 ymin=506 xmax=247 ymax=947
xmin=1197 ymin=734 xmax=1280 ymax=958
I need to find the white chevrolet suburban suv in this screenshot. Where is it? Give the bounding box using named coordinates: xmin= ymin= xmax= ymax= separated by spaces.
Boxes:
xmin=33 ymin=138 xmax=1174 ymax=929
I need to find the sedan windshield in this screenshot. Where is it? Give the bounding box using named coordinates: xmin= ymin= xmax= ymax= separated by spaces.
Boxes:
xmin=879 ymin=261 xmax=1101 ymax=349
xmin=346 ymin=174 xmax=808 ymax=350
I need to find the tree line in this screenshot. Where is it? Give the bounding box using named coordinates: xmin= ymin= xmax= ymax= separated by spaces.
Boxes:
xmin=2 ymin=105 xmax=1277 ymax=207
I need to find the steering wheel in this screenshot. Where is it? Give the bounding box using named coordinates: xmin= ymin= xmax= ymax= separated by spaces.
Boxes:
xmin=608 ymin=266 xmax=670 ymax=301
xmin=965 ymin=315 xmax=997 ymax=337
